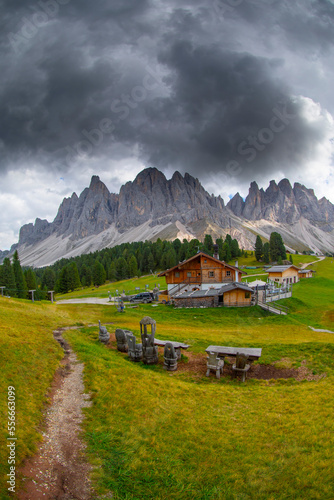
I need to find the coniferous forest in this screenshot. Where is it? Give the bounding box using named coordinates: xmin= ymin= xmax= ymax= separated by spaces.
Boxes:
xmin=0 ymin=231 xmax=304 ymax=298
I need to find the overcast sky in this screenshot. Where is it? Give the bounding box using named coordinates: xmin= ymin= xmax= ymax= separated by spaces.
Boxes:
xmin=1 ymin=0 xmax=334 ymax=249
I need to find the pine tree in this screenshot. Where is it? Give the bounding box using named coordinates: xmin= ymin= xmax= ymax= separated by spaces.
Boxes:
xmin=93 ymin=261 xmax=106 ymax=286
xmin=57 ymin=266 xmax=70 ymax=294
xmin=216 ymin=238 xmax=224 ymax=260
xmin=289 ymin=254 xmax=293 ymax=264
xmin=231 ymin=239 xmax=240 ymax=259
xmin=222 ymin=242 xmax=231 ymax=262
xmin=0 ymin=258 xmax=16 ymax=296
xmin=41 ymin=268 xmax=56 ymax=291
xmin=67 ymin=262 xmax=81 ymax=291
xmin=115 ymin=258 xmax=128 ymax=281
xmin=203 ymin=234 xmax=214 ymax=254
xmin=108 ymin=262 xmax=117 ymax=282
xmin=147 ymin=253 xmax=155 ymax=273
xmin=255 ymin=236 xmax=263 ymax=262
xmin=127 ymin=255 xmax=138 ymax=277
xmin=24 ymin=268 xmax=37 ymax=291
xmin=179 ymin=239 xmax=189 ymax=261
xmin=172 ymin=238 xmax=182 ymax=260
xmin=165 ymin=248 xmax=177 ymax=269
xmin=269 ymin=232 xmax=287 ymax=262
xmin=225 ymin=234 xmax=232 ymax=246
xmin=263 ymin=243 xmax=270 ymax=264
xmin=188 ymin=239 xmax=201 ymax=257
xmin=12 ymin=250 xmax=27 ymax=298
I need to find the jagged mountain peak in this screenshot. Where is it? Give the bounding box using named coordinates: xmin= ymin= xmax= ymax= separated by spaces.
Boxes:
xmin=134 ymin=167 xmax=167 ymax=186
xmin=278 ymin=178 xmax=293 ymax=195
xmin=171 ymin=170 xmax=183 ymax=182
xmin=3 ymin=167 xmax=334 ymax=266
xmin=293 ymin=182 xmax=316 ymax=197
xmin=89 ymin=175 xmax=110 ymax=195
xmin=249 ymin=180 xmax=260 ymax=191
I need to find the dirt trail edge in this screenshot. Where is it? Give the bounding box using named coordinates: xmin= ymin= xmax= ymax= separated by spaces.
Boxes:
xmin=17 ymin=327 xmax=94 ymax=500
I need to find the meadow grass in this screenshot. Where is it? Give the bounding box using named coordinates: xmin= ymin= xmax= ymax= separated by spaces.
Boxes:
xmin=56 ymin=274 xmax=166 ymax=300
xmin=0 ymin=257 xmax=332 ymax=499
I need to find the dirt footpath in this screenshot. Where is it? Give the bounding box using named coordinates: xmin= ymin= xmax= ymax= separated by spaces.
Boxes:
xmin=17 ymin=328 xmax=94 ymax=500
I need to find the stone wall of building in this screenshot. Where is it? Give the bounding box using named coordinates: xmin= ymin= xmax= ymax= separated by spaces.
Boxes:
xmin=173 ymin=296 xmax=218 ymax=308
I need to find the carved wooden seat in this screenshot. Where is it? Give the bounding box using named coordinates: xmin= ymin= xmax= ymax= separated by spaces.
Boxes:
xmin=163 ymin=342 xmax=178 ymax=371
xmin=98 ymin=320 xmax=110 ymax=344
xmin=232 ymin=353 xmax=250 ymax=382
xmin=140 ymin=316 xmax=158 ymax=364
xmin=115 ymin=329 xmax=132 ymax=352
xmin=206 ymin=352 xmax=224 ymax=379
xmin=126 ymin=333 xmax=142 ymax=362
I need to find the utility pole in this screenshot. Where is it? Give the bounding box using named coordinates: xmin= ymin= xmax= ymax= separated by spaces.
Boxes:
xmin=29 ymin=290 xmax=36 ymax=303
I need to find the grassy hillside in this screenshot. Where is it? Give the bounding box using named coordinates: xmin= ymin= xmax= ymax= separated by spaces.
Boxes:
xmin=56 ymin=274 xmax=167 ymax=300
xmin=0 ymin=257 xmax=333 ymax=499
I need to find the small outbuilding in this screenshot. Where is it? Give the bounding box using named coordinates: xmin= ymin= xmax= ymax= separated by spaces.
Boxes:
xmin=266 ymin=265 xmax=300 ymax=284
xmin=298 ymin=269 xmax=314 ymax=279
xmin=173 ymin=283 xmax=253 ymax=308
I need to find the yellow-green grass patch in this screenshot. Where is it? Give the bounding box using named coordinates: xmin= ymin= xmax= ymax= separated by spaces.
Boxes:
xmin=65 ymin=325 xmax=334 ymax=500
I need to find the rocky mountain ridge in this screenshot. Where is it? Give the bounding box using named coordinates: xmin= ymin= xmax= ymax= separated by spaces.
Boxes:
xmin=3 ymin=168 xmax=334 ymax=267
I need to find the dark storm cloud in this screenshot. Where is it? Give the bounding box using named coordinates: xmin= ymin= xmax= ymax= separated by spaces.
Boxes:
xmin=0 ymin=0 xmax=333 ymax=187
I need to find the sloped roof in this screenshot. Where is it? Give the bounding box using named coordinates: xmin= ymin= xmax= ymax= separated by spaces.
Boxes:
xmin=158 ymin=251 xmax=246 ymax=276
xmin=218 ymin=283 xmax=253 ymax=294
xmin=174 ymin=282 xmax=253 ymax=299
xmin=247 ymin=280 xmax=267 ymax=287
xmin=174 ymin=288 xmax=220 ymax=299
xmin=267 ymin=265 xmax=300 ymax=273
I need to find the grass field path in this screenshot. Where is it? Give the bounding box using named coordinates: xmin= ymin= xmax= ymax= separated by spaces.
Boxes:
xmin=300 ymin=255 xmax=325 ymax=268
xmin=17 ymin=327 xmax=94 ymax=500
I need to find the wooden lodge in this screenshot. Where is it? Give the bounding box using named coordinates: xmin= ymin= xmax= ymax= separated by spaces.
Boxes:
xmin=267 ymin=265 xmax=300 ymax=284
xmin=158 ymin=252 xmax=246 ymax=294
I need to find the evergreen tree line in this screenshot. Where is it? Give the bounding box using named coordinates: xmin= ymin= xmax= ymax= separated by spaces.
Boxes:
xmin=0 ymin=232 xmax=291 ymax=298
xmin=0 ymin=234 xmax=244 ymax=296
xmin=0 ymin=250 xmax=47 ymax=299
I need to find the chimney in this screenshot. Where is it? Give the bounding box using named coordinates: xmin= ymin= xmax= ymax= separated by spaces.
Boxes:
xmin=213 ymin=244 xmax=219 ymax=260
xmin=235 ymin=260 xmax=239 ymax=268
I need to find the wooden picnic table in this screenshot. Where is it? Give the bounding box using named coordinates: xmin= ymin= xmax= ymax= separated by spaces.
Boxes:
xmin=205 ymin=345 xmax=262 ymax=362
xmin=154 ymin=338 xmax=190 ymax=359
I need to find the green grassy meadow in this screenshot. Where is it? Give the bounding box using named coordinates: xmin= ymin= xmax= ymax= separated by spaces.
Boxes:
xmin=56 ymin=274 xmax=167 ymax=300
xmin=1 ymin=257 xmax=333 ymax=499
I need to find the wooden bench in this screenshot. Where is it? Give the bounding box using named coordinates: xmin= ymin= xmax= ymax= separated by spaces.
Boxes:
xmin=154 ymin=339 xmax=189 ymax=359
